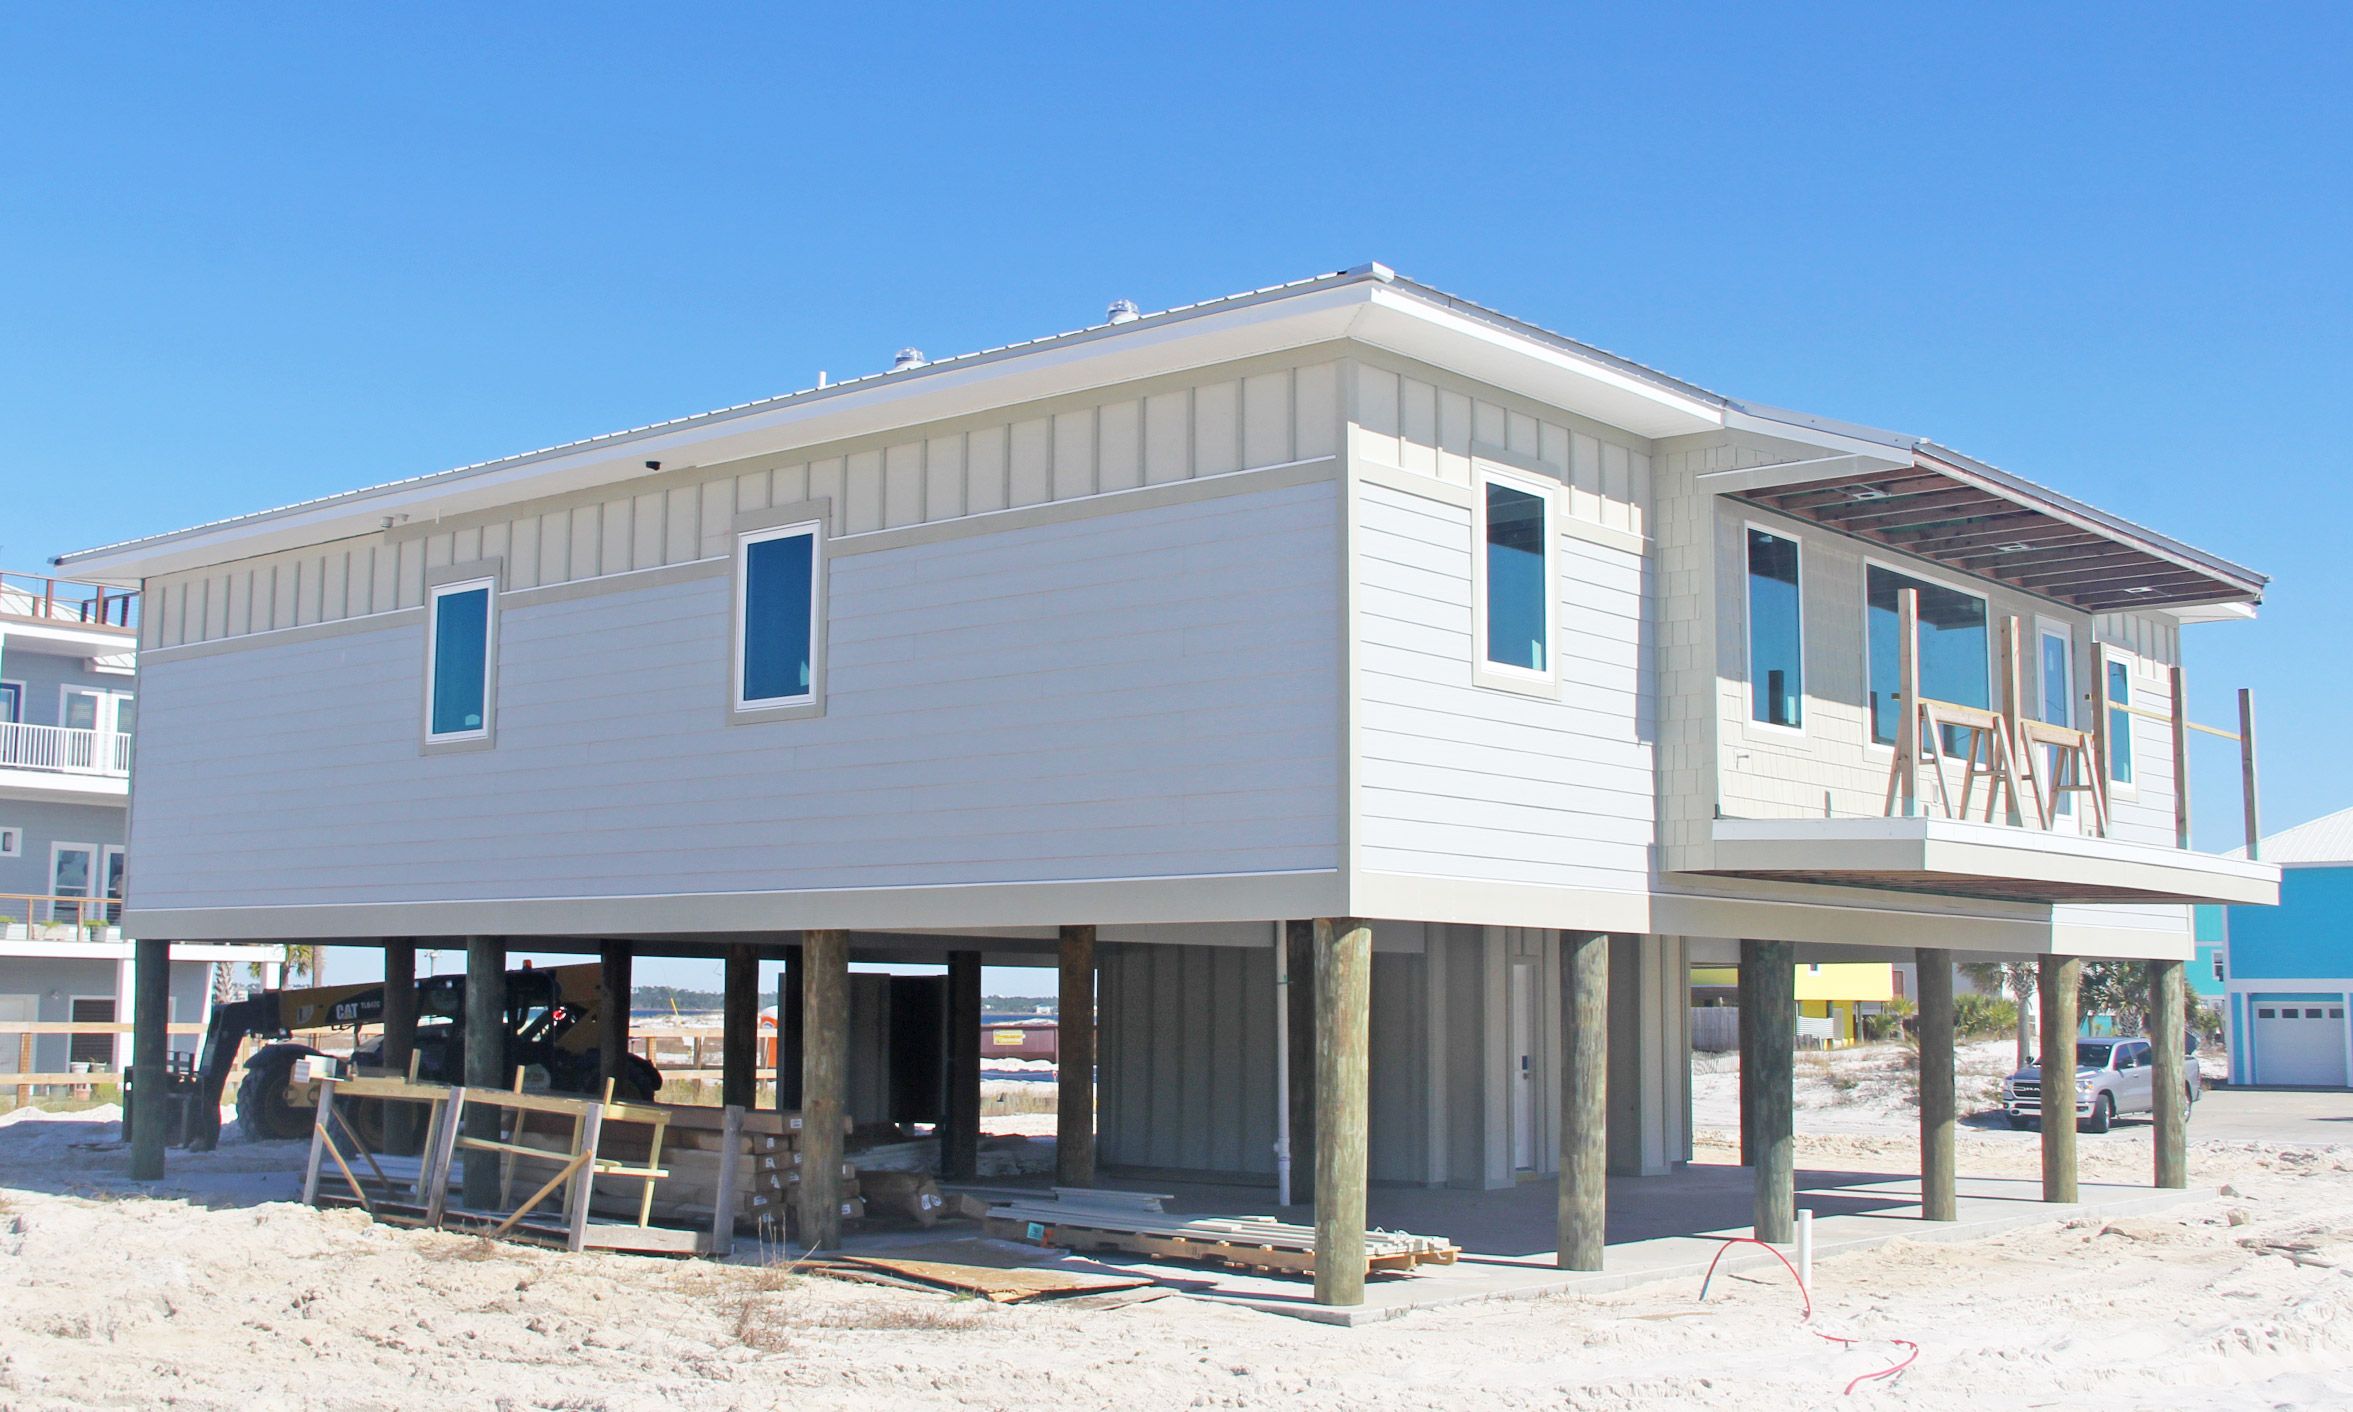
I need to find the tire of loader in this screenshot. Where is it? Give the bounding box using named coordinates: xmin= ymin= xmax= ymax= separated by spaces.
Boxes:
xmin=236 ymin=1044 xmax=321 ymax=1142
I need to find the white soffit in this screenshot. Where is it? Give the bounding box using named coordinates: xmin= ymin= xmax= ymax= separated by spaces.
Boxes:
xmin=1353 ymin=286 xmax=1724 ymax=440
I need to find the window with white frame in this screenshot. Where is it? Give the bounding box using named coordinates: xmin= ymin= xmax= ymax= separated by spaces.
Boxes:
xmin=0 ymin=680 xmax=20 ymax=723
xmin=2105 ymin=657 xmax=2136 ymax=787
xmin=425 ymin=577 xmax=497 ymax=743
xmin=1745 ymin=526 xmax=1804 ymax=728
xmin=1866 ymin=563 xmax=1989 ymax=749
xmin=0 ymin=825 xmax=19 ymax=859
xmin=734 ymin=521 xmax=822 ymax=714
xmin=49 ymin=842 xmax=95 ymax=922
xmin=1473 ymin=467 xmax=1557 ymax=689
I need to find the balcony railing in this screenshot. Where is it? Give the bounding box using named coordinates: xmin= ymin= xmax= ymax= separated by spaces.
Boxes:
xmin=0 ymin=722 xmax=132 ymax=777
xmin=0 ymin=893 xmax=122 ymax=937
xmin=0 ymin=569 xmax=137 ymax=633
xmin=1884 ymin=588 xmax=2261 ymax=854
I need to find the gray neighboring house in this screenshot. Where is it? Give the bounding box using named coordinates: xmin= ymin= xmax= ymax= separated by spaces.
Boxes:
xmin=0 ymin=572 xmax=278 ymax=1086
xmin=59 ymin=266 xmax=2278 ymax=1300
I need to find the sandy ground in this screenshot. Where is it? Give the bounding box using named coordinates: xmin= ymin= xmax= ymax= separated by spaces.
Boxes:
xmin=2 ymin=1058 xmax=2348 ymax=1411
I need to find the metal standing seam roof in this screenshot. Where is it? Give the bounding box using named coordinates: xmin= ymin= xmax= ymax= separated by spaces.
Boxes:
xmin=2244 ymin=806 xmax=2353 ymax=866
xmin=52 ymin=263 xmax=2268 ymax=603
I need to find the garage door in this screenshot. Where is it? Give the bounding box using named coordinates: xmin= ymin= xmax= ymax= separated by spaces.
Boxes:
xmin=2252 ymin=1002 xmax=2350 ymax=1088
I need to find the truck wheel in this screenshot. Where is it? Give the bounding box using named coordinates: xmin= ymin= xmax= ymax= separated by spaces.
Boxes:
xmin=236 ymin=1044 xmax=320 ymax=1142
xmin=2084 ymin=1093 xmax=2114 ymax=1134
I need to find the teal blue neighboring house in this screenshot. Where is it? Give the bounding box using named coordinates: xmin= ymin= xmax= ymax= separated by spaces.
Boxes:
xmin=2216 ymin=806 xmax=2353 ymax=1088
xmin=2190 ymin=905 xmax=2227 ymax=1002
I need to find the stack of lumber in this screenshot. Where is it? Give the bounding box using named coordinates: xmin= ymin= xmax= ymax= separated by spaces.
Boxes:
xmin=572 ymin=1104 xmax=862 ymax=1236
xmin=983 ymin=1188 xmax=1459 ymax=1279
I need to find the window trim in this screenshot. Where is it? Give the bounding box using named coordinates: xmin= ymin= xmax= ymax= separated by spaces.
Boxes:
xmin=729 ymin=501 xmax=830 ymax=724
xmin=421 ymin=560 xmax=502 ymax=755
xmin=2034 ymin=615 xmax=2080 ymax=825
xmin=2099 ymin=648 xmax=2139 ymax=798
xmin=0 ymin=679 xmax=22 ymax=724
xmin=1741 ymin=519 xmax=1807 ymax=738
xmin=1861 ymin=554 xmax=1994 ymax=756
xmin=0 ymin=824 xmax=19 ymax=859
xmin=48 ymin=841 xmax=96 ymax=923
xmin=1469 ymin=461 xmax=1560 ymax=698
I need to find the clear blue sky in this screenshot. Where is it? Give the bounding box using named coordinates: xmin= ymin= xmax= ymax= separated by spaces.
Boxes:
xmin=6 ymin=8 xmax=2346 ymax=989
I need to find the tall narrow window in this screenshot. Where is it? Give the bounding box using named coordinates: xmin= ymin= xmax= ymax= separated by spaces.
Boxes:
xmin=2106 ymin=658 xmax=2135 ymax=785
xmin=1475 ymin=471 xmax=1554 ymax=684
xmin=426 ymin=579 xmax=495 ymax=742
xmin=1746 ymin=527 xmax=1804 ymax=728
xmin=1866 ymin=564 xmax=1988 ymax=748
xmin=2039 ymin=627 xmax=2075 ymax=816
xmin=736 ymin=522 xmax=820 ymax=712
xmin=0 ymin=681 xmax=20 ymax=723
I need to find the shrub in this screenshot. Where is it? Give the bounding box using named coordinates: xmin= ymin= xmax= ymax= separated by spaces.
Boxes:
xmin=1861 ymin=997 xmax=1917 ymax=1042
xmin=1954 ymin=991 xmax=2018 ymax=1039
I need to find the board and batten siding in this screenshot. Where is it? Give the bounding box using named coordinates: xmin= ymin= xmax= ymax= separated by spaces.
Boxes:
xmin=138 ymin=360 xmax=1343 ymax=652
xmin=125 ymin=480 xmax=1342 ymax=911
xmin=1353 ymin=479 xmax=1657 ymax=894
xmin=1096 ymin=938 xmax=1428 ymax=1184
xmin=1350 ymin=359 xmax=1652 ymax=537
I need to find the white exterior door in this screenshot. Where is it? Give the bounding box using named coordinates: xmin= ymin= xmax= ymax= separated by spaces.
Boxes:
xmin=2037 ymin=621 xmax=2078 ymax=826
xmin=1509 ymin=961 xmax=1536 ymax=1170
xmin=2253 ymin=1003 xmax=2350 ymax=1088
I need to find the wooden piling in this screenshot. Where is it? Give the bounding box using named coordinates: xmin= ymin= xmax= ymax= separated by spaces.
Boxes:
xmin=1737 ymin=938 xmax=1762 ymax=1167
xmin=129 ymin=936 xmax=171 ymax=1181
xmin=1558 ymin=932 xmax=1608 ymax=1270
xmin=1313 ymin=917 xmax=1371 ymax=1307
xmin=1749 ymin=939 xmax=1796 ymax=1244
xmin=775 ymin=942 xmax=803 ymax=1111
xmin=381 ymin=939 xmax=419 ymax=1150
xmin=2039 ymin=955 xmax=2080 ymax=1203
xmin=461 ymin=935 xmax=506 ymax=1210
xmin=2150 ymin=960 xmax=2188 ymax=1190
xmin=798 ymin=928 xmax=847 ymax=1250
xmin=1916 ymin=948 xmax=1957 ymax=1221
xmin=1056 ymin=925 xmax=1098 ymax=1189
xmin=721 ymin=943 xmax=757 ymax=1110
xmin=597 ymin=941 xmax=632 ymax=1096
xmin=942 ymin=950 xmax=982 ymax=1182
xmin=1284 ymin=918 xmax=1317 ymax=1201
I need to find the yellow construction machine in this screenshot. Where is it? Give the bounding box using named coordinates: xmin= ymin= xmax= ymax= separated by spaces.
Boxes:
xmin=169 ymin=961 xmax=657 ymax=1150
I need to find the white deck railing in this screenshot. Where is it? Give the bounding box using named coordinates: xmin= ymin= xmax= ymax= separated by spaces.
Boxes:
xmin=0 ymin=722 xmax=132 ymax=777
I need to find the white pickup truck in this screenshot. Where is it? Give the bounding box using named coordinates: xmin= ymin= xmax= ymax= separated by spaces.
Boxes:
xmin=2001 ymin=1036 xmax=2202 ymax=1133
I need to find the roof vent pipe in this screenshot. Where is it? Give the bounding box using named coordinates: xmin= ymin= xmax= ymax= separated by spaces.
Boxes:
xmin=893 ymin=348 xmax=925 ymax=370
xmin=1106 ymin=299 xmax=1141 ymax=324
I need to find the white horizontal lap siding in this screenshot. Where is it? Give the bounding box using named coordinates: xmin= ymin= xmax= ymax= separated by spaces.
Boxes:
xmin=1354 ymin=481 xmax=1655 ymax=891
xmin=125 ymin=482 xmax=1344 ymax=910
xmin=145 ymin=359 xmax=1344 ymax=650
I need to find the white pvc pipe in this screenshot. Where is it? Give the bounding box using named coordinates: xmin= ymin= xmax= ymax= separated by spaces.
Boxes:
xmin=1797 ymin=1208 xmax=1814 ymax=1292
xmin=1273 ymin=920 xmax=1293 ymax=1208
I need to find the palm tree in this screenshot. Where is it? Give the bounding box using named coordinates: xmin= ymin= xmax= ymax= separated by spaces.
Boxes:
xmin=1962 ymin=961 xmax=2038 ymax=1068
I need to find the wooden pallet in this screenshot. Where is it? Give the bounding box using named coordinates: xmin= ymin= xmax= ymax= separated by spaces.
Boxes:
xmin=983 ymin=1190 xmax=1458 ymax=1279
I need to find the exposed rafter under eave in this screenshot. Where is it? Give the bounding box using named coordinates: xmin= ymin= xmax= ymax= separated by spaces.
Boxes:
xmin=1736 ymin=452 xmax=2265 ymax=614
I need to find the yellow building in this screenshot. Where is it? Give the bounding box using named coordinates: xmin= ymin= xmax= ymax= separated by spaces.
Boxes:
xmin=1691 ymin=962 xmax=1897 ymax=1047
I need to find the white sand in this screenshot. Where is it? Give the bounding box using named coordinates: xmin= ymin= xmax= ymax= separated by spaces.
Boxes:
xmin=2 ymin=1067 xmax=2349 ymax=1410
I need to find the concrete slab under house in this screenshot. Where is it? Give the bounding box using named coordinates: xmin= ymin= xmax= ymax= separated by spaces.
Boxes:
xmin=57 ymin=265 xmax=2279 ymax=1307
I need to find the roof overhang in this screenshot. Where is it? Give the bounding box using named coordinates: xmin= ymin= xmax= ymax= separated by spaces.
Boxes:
xmin=55 ymin=266 xmax=1733 ymax=583
xmin=1691 ymin=817 xmax=2281 ymax=906
xmin=1721 ymin=445 xmax=2266 ymax=614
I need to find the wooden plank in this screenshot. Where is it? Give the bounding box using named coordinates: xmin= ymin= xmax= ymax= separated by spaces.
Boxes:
xmin=710 ymin=1103 xmax=743 ymax=1258
xmin=2171 ymin=664 xmax=2193 ymax=849
xmin=2239 ymin=688 xmax=2261 ymax=859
